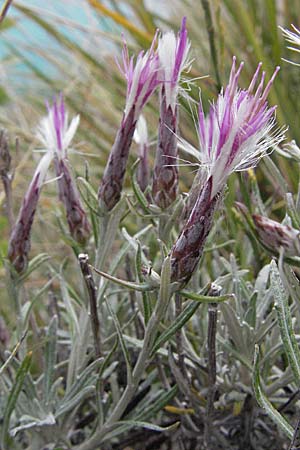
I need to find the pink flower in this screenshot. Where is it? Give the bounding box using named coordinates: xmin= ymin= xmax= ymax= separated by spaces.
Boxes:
xmin=119 ymin=32 xmax=161 ymax=121
xmin=158 ymin=16 xmax=191 ymax=112
xmin=171 ymin=58 xmax=284 ymax=284
xmin=197 ymin=57 xmax=284 ymax=199
xmin=38 ymin=96 xmax=90 ymax=243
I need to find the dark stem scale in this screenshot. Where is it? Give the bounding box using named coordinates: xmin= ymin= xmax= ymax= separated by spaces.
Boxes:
xmin=55 ymin=158 xmax=90 ymax=244
xmin=170 ymin=177 xmax=217 ymax=284
xmin=152 ymin=90 xmax=178 ymax=209
xmin=98 ymin=107 xmax=136 ymax=211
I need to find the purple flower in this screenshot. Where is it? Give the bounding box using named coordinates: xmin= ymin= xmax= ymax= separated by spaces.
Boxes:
xmin=152 ymin=18 xmax=191 ymax=208
xmin=98 ymin=33 xmax=161 ymax=211
xmin=38 ymin=95 xmax=90 ymax=243
xmin=197 ymin=57 xmax=284 ymax=198
xmin=120 ymin=31 xmax=161 ymax=122
xmin=171 ymin=58 xmax=284 ymax=284
xmin=157 ymin=16 xmax=191 ymax=113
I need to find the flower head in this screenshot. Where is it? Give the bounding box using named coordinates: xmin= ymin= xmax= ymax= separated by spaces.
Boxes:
xmin=158 ymin=16 xmax=191 ymax=112
xmin=119 ymin=32 xmax=161 ymax=121
xmin=197 ymin=57 xmax=284 ymax=198
xmin=36 ymin=94 xmax=80 ymax=158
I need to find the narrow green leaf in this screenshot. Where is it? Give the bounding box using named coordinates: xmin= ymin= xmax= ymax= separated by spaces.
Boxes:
xmin=155 ymin=256 xmax=171 ymax=319
xmin=136 ymin=242 xmax=151 ymax=324
xmin=105 ymin=299 xmax=132 ymax=384
xmin=180 ymin=290 xmax=234 ymax=303
xmin=130 ymin=158 xmax=151 ymax=214
xmin=115 ymin=419 xmax=180 ymax=433
xmin=253 ymin=345 xmax=293 ymax=439
xmin=270 ymin=260 xmax=300 ymax=385
xmin=151 ymin=301 xmax=201 ymax=356
xmin=90 ymin=265 xmax=155 ymax=292
xmin=17 ymin=253 xmax=50 ymax=283
xmin=1 ymin=352 xmax=32 ymax=448
xmin=43 ymin=316 xmax=58 ymax=408
xmin=55 ymin=386 xmax=96 ymax=419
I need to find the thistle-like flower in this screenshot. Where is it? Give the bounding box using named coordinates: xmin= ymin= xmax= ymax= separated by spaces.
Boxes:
xmin=253 ymin=214 xmax=300 ymax=256
xmin=8 ymin=151 xmax=52 ymax=273
xmin=171 ymin=58 xmax=284 ymax=284
xmin=37 ymin=96 xmax=91 ymax=243
xmin=152 ymin=17 xmax=191 ymax=208
xmin=133 ymin=115 xmax=150 ymax=192
xmin=98 ymin=33 xmax=161 ymax=211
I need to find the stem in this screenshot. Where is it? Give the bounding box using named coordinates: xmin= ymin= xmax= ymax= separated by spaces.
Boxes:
xmin=204 ymin=284 xmax=220 ymax=448
xmin=175 ymin=292 xmax=186 ymax=377
xmin=78 ymin=253 xmax=102 ymax=358
xmin=289 ymin=414 xmax=300 ymax=450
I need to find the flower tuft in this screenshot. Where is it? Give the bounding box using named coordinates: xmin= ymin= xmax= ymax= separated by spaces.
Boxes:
xmin=197 ymin=57 xmax=284 ymax=198
xmin=158 ymin=16 xmax=191 ymax=112
xmin=119 ymin=32 xmax=161 ymax=121
xmin=36 ymin=94 xmax=80 ymax=158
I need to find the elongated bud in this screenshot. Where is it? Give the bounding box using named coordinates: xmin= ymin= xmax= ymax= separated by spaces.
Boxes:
xmin=152 ymin=91 xmax=178 ymax=208
xmin=98 ymin=107 xmax=136 ymax=210
xmin=8 ymin=152 xmax=52 ymax=273
xmin=98 ymin=32 xmax=161 ymax=211
xmin=171 ymin=177 xmax=218 ymax=283
xmin=55 ymin=158 xmax=90 ymax=243
xmin=152 ymin=18 xmax=191 ymax=208
xmin=253 ymin=214 xmax=300 ymax=256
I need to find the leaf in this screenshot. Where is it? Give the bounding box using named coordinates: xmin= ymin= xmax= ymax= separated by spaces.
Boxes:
xmin=115 ymin=419 xmax=180 ymax=433
xmin=90 ymin=265 xmax=155 ymax=292
xmin=17 ymin=253 xmax=50 ymax=283
xmin=180 ymin=290 xmax=234 ymax=303
xmin=151 ymin=301 xmax=201 ymax=356
xmin=43 ymin=316 xmax=58 ymax=408
xmin=10 ymin=413 xmax=56 ymax=437
xmin=253 ymin=345 xmax=293 ymax=439
xmin=1 ymin=352 xmax=32 ymax=448
xmin=105 ymin=299 xmax=132 ymax=384
xmin=270 ymin=260 xmax=300 ymax=384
